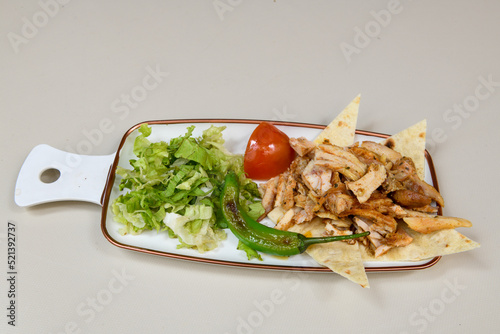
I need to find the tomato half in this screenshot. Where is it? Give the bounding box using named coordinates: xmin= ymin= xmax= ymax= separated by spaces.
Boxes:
xmin=244 ymin=122 xmax=296 ymax=180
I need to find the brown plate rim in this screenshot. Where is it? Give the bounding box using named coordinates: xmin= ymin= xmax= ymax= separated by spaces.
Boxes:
xmin=100 ymin=119 xmax=441 ymax=272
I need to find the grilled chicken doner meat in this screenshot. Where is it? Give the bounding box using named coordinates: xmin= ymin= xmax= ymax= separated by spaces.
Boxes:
xmin=391 ymin=157 xmax=444 ymax=207
xmin=314 ymin=145 xmax=367 ymax=181
xmin=261 ymin=133 xmax=454 ymax=261
xmin=359 ymin=141 xmax=403 ymax=164
xmin=340 ymin=208 xmax=397 ymax=235
xmin=391 ymin=189 xmax=432 ymax=208
xmin=346 ymin=164 xmax=387 ymax=203
xmin=289 ymin=137 xmax=316 ymax=157
xmin=301 ymin=160 xmax=333 ymax=196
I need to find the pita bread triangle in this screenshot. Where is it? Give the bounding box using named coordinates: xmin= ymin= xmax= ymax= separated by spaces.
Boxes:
xmin=289 ymin=218 xmax=369 ymax=288
xmin=360 ymin=222 xmax=480 ymax=262
xmin=301 ymin=98 xmax=369 ymax=286
xmin=382 ymin=119 xmax=427 ymax=179
xmin=314 ymin=94 xmax=360 ymax=147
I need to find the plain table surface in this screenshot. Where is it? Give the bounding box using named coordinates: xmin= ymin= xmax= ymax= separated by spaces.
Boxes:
xmin=1 ymin=1 xmax=499 ymax=333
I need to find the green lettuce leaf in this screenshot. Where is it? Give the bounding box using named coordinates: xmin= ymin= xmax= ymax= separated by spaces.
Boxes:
xmin=237 ymin=240 xmax=263 ymax=261
xmin=163 ymin=204 xmax=227 ymax=253
xmin=111 ymin=124 xmax=263 ymax=254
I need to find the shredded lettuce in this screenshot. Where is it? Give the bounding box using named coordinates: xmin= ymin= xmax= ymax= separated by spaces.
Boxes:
xmin=112 ymin=124 xmax=263 ymax=254
xmin=237 ymin=241 xmax=263 ymax=261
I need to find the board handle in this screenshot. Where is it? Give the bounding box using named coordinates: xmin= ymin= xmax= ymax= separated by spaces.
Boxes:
xmin=15 ymin=144 xmax=116 ymax=207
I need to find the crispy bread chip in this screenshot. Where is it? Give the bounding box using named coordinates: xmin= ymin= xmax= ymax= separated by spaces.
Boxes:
xmin=361 ymin=223 xmax=479 ymax=262
xmin=403 ymin=216 xmax=472 ymax=234
xmin=382 ymin=119 xmax=427 ymax=179
xmin=314 ymin=95 xmax=360 ymax=147
xmin=289 ymin=218 xmax=369 ymax=288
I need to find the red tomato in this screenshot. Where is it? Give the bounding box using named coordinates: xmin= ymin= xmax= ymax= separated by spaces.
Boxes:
xmin=244 ymin=122 xmax=296 ymax=180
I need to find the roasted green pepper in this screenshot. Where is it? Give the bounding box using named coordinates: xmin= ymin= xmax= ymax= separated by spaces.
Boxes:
xmin=220 ymin=171 xmax=369 ymax=257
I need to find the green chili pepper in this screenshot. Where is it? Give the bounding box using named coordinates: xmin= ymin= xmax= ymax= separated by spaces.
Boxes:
xmin=220 ymin=171 xmax=370 ymax=257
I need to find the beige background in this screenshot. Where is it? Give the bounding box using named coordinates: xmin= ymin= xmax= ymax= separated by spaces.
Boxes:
xmin=1 ymin=1 xmax=499 ymax=333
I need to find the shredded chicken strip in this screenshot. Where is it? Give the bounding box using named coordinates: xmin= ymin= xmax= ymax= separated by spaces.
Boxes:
xmin=289 ymin=137 xmax=316 ymax=157
xmin=275 ymin=208 xmax=297 ymax=231
xmin=340 ymin=208 xmax=397 ymax=235
xmin=384 ymin=225 xmax=413 ymax=247
xmin=391 ymin=157 xmax=444 ymax=207
xmin=260 ymin=176 xmax=279 ymax=214
xmin=360 ymin=141 xmax=402 ymax=164
xmin=301 ymin=160 xmax=332 ymax=195
xmin=316 ymin=145 xmax=367 ymax=178
xmin=349 ymin=145 xmax=386 ymax=165
xmin=346 ymin=164 xmax=387 ymax=203
xmin=274 ymin=171 xmax=290 ymax=208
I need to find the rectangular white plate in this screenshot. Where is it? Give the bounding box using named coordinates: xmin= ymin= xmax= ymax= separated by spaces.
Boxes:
xmin=101 ymin=120 xmax=441 ymax=272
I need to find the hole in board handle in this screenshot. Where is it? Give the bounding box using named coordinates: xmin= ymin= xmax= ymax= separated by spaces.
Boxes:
xmin=40 ymin=168 xmax=61 ymax=184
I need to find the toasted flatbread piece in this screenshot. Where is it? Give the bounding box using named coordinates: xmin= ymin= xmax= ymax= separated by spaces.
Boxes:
xmin=289 ymin=218 xmax=369 ymax=288
xmin=403 ymin=216 xmax=472 ymax=234
xmin=382 ymin=119 xmax=427 ymax=179
xmin=314 ymin=95 xmax=360 ymax=147
xmin=267 ymin=207 xmax=285 ymax=224
xmin=360 ymin=223 xmax=480 ymax=262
